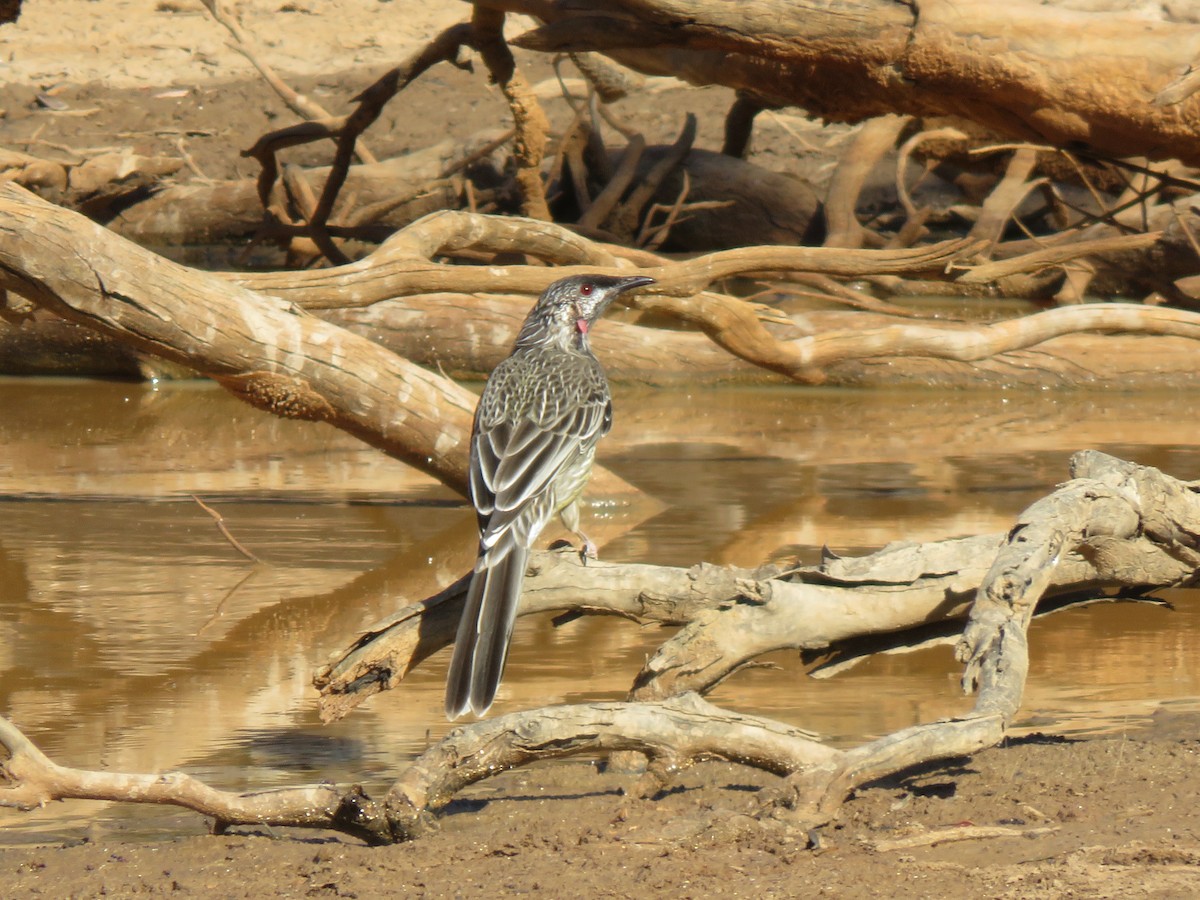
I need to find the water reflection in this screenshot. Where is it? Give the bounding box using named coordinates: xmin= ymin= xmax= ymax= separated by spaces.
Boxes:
xmin=3 ymin=378 xmax=1200 ymax=843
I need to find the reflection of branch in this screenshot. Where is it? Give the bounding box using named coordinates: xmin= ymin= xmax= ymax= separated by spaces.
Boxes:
xmin=323 ymin=450 xmax=1200 ymax=737
xmin=314 ymin=553 xmax=768 ymax=723
xmin=0 ymin=713 xmax=394 ymax=845
xmin=196 ymin=566 xmax=262 ymax=637
xmin=192 ymin=494 xmax=261 ymax=563
xmin=0 ymin=183 xmax=484 ymax=496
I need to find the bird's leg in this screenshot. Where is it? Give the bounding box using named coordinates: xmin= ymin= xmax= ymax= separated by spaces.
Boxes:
xmin=559 ymin=502 xmax=598 ymax=564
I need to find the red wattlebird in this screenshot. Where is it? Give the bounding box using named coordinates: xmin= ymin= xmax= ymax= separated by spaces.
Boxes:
xmin=445 ymin=273 xmax=656 ymax=719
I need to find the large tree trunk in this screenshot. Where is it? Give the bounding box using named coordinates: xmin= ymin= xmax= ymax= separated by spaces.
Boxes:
xmin=488 ymin=0 xmax=1200 ymax=165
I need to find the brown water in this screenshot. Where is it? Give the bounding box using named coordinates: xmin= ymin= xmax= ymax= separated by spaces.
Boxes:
xmin=4 ymin=377 xmax=1200 ymax=844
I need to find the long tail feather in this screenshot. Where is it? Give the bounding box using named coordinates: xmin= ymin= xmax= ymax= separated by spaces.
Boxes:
xmin=444 ymin=545 xmax=528 ymax=719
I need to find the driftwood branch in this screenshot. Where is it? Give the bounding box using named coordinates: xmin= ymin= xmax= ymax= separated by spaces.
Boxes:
xmin=229 ymin=209 xmax=1200 ymax=385
xmin=6 ymin=182 xmax=1200 ymax=402
xmin=957 ymin=450 xmax=1200 ymax=698
xmin=3 ymin=452 xmax=1197 ymax=842
xmin=317 ymin=448 xmax=1195 ymax=721
xmin=383 ymin=694 xmax=831 ymax=838
xmin=0 ymin=713 xmax=394 ymax=845
xmin=823 ymin=114 xmax=911 ymax=249
xmin=325 ymin=450 xmax=1200 ymax=830
xmin=0 ymin=696 xmax=832 ymax=844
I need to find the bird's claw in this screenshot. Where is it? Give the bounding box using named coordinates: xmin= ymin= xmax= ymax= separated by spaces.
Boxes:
xmin=579 ymin=537 xmax=598 ymax=565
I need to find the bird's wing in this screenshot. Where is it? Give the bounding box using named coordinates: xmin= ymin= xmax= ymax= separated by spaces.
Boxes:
xmin=472 ymin=395 xmax=610 ymax=555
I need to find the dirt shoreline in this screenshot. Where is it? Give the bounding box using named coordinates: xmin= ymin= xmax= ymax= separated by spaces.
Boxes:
xmin=4 ymin=719 xmax=1200 ymax=897
xmin=4 ymin=3 xmax=1200 ymax=897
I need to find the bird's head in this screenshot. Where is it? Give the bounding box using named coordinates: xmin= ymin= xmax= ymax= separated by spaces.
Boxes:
xmin=518 ymin=273 xmax=656 ymax=348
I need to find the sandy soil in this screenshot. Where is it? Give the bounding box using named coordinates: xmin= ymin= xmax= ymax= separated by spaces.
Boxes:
xmin=4 ymin=723 xmax=1200 ymax=898
xmin=4 ymin=2 xmax=1200 ymax=897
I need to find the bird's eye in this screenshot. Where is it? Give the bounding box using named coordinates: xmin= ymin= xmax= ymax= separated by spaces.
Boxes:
xmin=579 ymin=282 xmax=594 ymax=296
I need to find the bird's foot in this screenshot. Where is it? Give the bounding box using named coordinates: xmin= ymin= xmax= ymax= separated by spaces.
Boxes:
xmin=578 ymin=534 xmax=598 ymax=565
xmin=549 ymin=535 xmax=599 ymax=564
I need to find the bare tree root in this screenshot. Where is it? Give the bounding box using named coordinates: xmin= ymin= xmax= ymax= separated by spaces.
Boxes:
xmin=607 ymin=113 xmax=697 ymax=241
xmin=722 ymin=93 xmax=764 ymax=159
xmin=959 ymin=231 xmax=1161 ymax=285
xmin=575 ymin=134 xmax=645 ymax=232
xmin=892 ymin=125 xmax=969 ymax=247
xmin=470 ymin=6 xmax=552 ymax=219
xmin=108 ymin=129 xmax=508 ymax=248
xmin=751 ymin=449 xmax=1200 ymax=826
xmin=314 ymin=553 xmax=767 ymax=722
xmin=233 ymin=208 xmax=1200 ymax=386
xmin=0 ymin=696 xmax=832 ymax=844
xmin=968 ymin=148 xmax=1041 ymax=250
xmin=383 ymin=694 xmax=833 ymax=839
xmin=958 ymin=450 xmax=1200 ymax=695
xmin=236 ymin=7 xmax=557 ymax=259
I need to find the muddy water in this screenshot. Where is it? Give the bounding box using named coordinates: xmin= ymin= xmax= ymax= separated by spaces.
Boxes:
xmin=4 ymin=377 xmax=1200 ymax=843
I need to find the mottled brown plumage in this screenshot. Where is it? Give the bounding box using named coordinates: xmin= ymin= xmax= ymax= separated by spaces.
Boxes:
xmin=445 ymin=273 xmax=656 ymax=719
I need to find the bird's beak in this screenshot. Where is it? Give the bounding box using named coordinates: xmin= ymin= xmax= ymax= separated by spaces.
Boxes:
xmin=613 ymin=275 xmax=656 ymax=295
xmin=595 ymin=275 xmax=655 ymax=318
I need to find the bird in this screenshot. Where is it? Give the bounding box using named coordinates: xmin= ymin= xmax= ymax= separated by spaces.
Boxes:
xmin=445 ymin=272 xmax=656 ymax=720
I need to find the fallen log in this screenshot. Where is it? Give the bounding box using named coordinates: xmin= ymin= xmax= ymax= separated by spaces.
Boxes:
xmin=108 ymin=132 xmax=505 ymax=246
xmin=494 ymin=0 xmax=1200 ymax=167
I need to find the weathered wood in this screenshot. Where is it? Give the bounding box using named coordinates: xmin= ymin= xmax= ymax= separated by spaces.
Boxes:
xmin=0 ymin=183 xmax=640 ymax=500
xmin=108 ymin=136 xmax=486 ymax=245
xmin=492 ymin=0 xmax=1200 ymax=166
xmin=7 ymin=190 xmax=1200 ymax=391
xmin=823 ymin=115 xmax=910 ymax=249
xmin=323 ymin=294 xmax=767 ymax=385
xmin=315 ymin=450 xmax=1200 ymax=720
xmin=624 ymin=146 xmax=822 ymax=251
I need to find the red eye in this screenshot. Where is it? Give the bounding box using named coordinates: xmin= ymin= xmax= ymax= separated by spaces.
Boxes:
xmin=579 ymin=282 xmax=594 ymax=296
